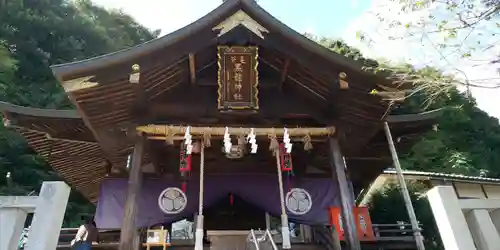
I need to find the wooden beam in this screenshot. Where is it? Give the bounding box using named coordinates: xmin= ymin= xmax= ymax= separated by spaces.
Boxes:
xmin=189 ymin=53 xmax=196 ymax=84
xmin=137 ymin=125 xmax=335 ymax=137
xmin=146 ymin=88 xmax=331 ymax=125
xmin=119 ymin=135 xmax=145 ymax=250
xmin=280 ymin=58 xmax=291 ymax=88
xmin=259 ymin=58 xmax=326 ymax=100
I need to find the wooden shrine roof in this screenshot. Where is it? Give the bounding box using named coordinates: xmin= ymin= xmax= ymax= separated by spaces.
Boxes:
xmin=1 ymin=0 xmax=434 ymax=202
xmin=51 ymin=0 xmax=376 ymax=81
xmin=0 ymin=101 xmax=442 ymax=202
xmin=46 ymin=0 xmax=406 ymax=176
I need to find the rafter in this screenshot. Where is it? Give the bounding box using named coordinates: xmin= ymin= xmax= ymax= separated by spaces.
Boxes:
xmin=280 ymin=58 xmax=291 ymax=88
xmin=189 ymin=53 xmax=196 ymax=84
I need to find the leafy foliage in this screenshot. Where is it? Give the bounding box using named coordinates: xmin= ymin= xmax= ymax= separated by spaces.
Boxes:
xmin=313 ymin=36 xmax=500 ymax=177
xmin=355 ymin=0 xmax=500 ymax=89
xmin=304 ymin=33 xmax=379 ymax=67
xmin=0 ymin=0 xmax=157 ymax=226
xmin=400 ymin=92 xmax=500 ymax=177
xmin=368 ymin=183 xmax=443 ymax=250
xmin=312 ymin=35 xmax=500 ymax=249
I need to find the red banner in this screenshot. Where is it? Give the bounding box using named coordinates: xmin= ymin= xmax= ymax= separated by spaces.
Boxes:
xmin=328 ymin=206 xmax=375 ymax=241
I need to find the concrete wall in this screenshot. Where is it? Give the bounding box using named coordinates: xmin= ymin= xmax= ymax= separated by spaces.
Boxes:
xmin=427 ymin=186 xmax=500 ymax=250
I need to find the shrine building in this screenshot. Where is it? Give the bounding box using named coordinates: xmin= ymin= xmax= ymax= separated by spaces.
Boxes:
xmin=0 ymin=0 xmax=441 ymax=249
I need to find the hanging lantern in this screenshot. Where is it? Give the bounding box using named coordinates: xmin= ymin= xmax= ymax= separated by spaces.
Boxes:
xmin=129 ymin=64 xmax=140 ymax=83
xmin=180 ymin=142 xmax=192 ymax=172
xmin=280 ymin=143 xmax=293 ymax=172
xmin=180 ymin=142 xmax=191 ymax=192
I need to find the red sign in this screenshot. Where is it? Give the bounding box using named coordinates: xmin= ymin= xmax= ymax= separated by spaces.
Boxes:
xmin=328 ymin=206 xmax=375 ymax=241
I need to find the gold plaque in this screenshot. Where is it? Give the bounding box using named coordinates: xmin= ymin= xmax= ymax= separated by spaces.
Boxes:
xmin=217 ymin=46 xmax=259 ymax=110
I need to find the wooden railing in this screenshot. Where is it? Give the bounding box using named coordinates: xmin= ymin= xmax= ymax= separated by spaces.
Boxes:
xmin=57 ymin=224 xmax=420 ymax=249
xmin=312 ymin=224 xmax=419 ymax=250
xmin=372 ymin=223 xmax=419 ymax=241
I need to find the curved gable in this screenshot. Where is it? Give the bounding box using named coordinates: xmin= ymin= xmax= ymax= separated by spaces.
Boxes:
xmin=51 ymin=0 xmax=370 ymax=82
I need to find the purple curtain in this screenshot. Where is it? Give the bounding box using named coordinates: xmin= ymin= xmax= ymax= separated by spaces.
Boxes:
xmin=95 ymin=174 xmax=340 ymax=229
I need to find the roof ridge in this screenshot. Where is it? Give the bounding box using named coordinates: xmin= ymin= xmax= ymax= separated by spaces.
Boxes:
xmin=384 ymin=169 xmax=500 ymax=181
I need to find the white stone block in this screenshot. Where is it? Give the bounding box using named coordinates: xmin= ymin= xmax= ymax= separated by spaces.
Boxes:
xmin=426 ymin=186 xmax=476 ymax=250
xmin=25 ymin=181 xmax=70 ymax=250
xmin=0 ymin=208 xmax=28 ymax=250
xmin=466 ymin=209 xmax=500 ymax=250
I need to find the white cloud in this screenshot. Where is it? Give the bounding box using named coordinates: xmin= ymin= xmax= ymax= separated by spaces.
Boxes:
xmin=343 ymin=0 xmax=500 ymax=119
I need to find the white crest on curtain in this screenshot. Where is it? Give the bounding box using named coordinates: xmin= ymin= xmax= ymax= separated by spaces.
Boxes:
xmin=285 ymin=188 xmax=312 ymax=215
xmin=158 ymin=187 xmax=187 ymax=214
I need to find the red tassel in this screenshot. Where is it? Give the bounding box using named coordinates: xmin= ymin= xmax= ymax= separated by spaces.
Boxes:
xmin=181 ymin=182 xmax=187 ymax=193
xmin=287 ymin=172 xmax=292 ymax=192
xmin=229 ymin=193 xmax=234 ymax=206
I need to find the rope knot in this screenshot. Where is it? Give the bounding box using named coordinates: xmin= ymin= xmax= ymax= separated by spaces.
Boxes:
xmin=268 ymin=133 xmax=279 ymax=155
xmin=165 ymin=126 xmax=174 ymax=145
xmin=203 ymin=132 xmax=211 ymax=148
xmin=303 ymin=134 xmax=313 ymax=151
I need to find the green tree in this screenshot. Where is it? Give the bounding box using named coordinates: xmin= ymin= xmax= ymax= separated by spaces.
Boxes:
xmin=367 ymin=183 xmax=443 ymax=250
xmin=0 ymin=43 xmax=17 ymax=100
xmin=0 ymin=0 xmax=157 ymax=226
xmin=310 ymin=35 xmax=500 ymax=178
xmin=354 ymin=0 xmax=500 ymax=90
xmin=311 ymin=35 xmax=500 ymax=249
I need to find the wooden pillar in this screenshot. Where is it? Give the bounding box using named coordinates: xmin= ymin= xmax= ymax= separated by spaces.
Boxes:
xmin=383 ymin=122 xmax=425 ymax=250
xmin=119 ymin=135 xmax=145 ymax=250
xmin=328 ymin=137 xmax=361 ymax=250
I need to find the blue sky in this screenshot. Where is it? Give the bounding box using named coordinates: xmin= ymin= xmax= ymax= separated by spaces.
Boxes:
xmin=257 ymin=0 xmax=371 ymax=37
xmin=93 ymin=0 xmax=371 ymax=38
